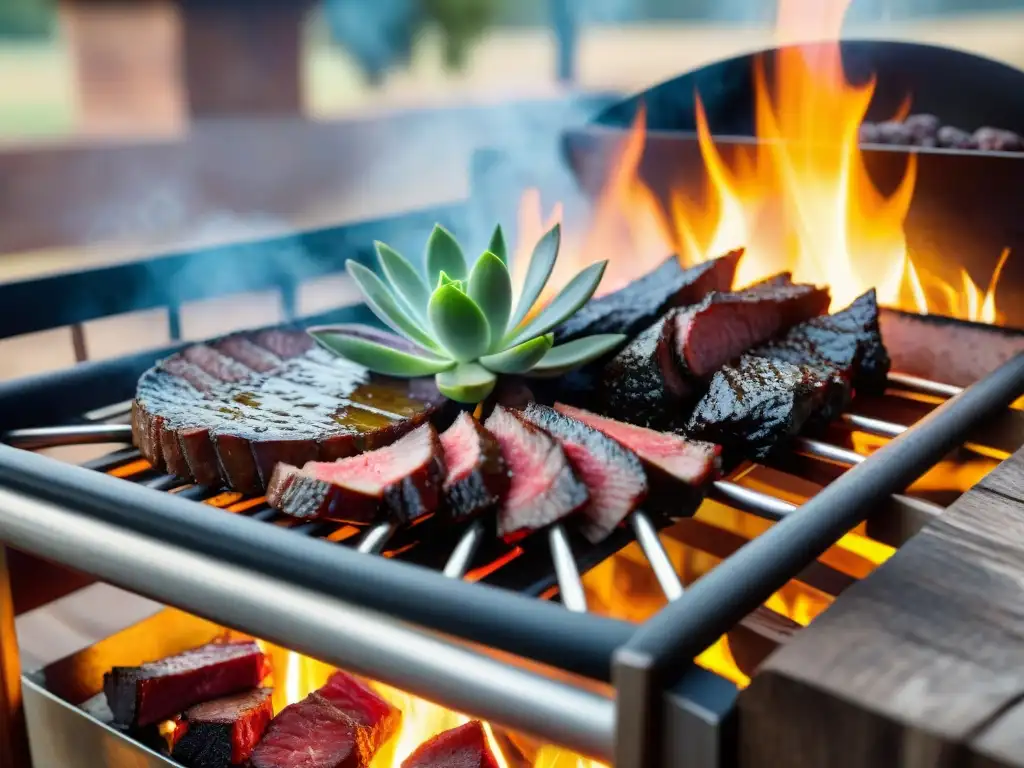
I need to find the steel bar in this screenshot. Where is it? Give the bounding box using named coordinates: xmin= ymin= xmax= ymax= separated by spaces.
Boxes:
xmin=710 ymin=480 xmax=792 ymax=521
xmin=840 ymin=412 xmax=908 ymax=438
xmin=792 ymin=437 xmax=864 ymax=466
xmin=356 ymin=522 xmax=395 ymax=555
xmin=1 ymin=423 xmax=133 ymax=450
xmin=0 ymin=445 xmax=631 ymax=680
xmin=443 ymin=521 xmax=486 ymax=579
xmin=888 ymin=371 xmax=962 ymax=399
xmin=549 ymin=525 xmax=588 ymax=612
xmin=0 ymin=487 xmax=615 ymax=762
xmin=630 ymin=512 xmax=684 ymax=601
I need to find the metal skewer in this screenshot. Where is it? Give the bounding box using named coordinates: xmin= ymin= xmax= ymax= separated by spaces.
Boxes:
xmin=356 ymin=522 xmax=396 ymax=554
xmin=548 ymin=524 xmax=588 ymax=612
xmin=443 ymin=521 xmax=486 ymax=578
xmin=2 ymin=423 xmax=134 ymax=450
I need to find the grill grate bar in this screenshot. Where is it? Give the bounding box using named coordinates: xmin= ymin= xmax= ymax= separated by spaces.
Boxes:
xmin=840 ymin=412 xmax=907 ymax=438
xmin=2 ymin=423 xmax=133 ymax=450
xmin=631 ymin=512 xmax=685 ymax=601
xmin=888 ymin=371 xmax=963 ymax=398
xmin=710 ymin=481 xmax=792 ymax=521
xmin=793 ymin=437 xmax=865 ymax=466
xmin=549 ymin=525 xmax=588 ymax=612
xmin=357 ymin=522 xmax=397 ymax=554
xmin=444 ymin=520 xmax=486 ymax=578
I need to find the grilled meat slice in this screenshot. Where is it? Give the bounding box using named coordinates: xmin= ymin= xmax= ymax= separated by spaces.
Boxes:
xmin=483 ymin=406 xmax=590 ymax=542
xmin=401 ymin=721 xmax=500 ymax=768
xmin=133 ymin=328 xmax=445 ymax=495
xmin=685 ymin=355 xmax=832 ymax=460
xmin=439 ymin=412 xmax=510 ymax=522
xmin=171 ymin=688 xmax=274 ymax=768
xmin=267 ymin=424 xmax=445 ymax=525
xmin=104 ymin=641 xmax=269 ymax=729
xmin=516 ymin=404 xmax=647 ymax=542
xmin=250 ymin=673 xmax=399 ymax=768
xmin=553 ymin=403 xmax=721 ymax=515
xmin=553 ymin=249 xmax=743 ymax=344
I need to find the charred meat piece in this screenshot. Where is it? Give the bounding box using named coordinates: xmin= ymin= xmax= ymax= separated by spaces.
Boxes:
xmin=267 ymin=424 xmax=445 ymax=525
xmin=553 ymin=249 xmax=743 ymax=344
xmin=401 ymin=721 xmax=500 ymax=768
xmin=104 ymin=641 xmax=269 ymax=729
xmin=250 ymin=673 xmax=399 ymax=768
xmin=517 ymin=404 xmax=647 ymax=542
xmin=439 ymin=412 xmax=510 ymax=522
xmin=553 ymin=403 xmax=720 ymax=516
xmin=685 ymin=355 xmax=832 ymax=461
xmin=133 ymin=328 xmax=445 ymax=495
xmin=483 ymin=406 xmax=590 ymax=542
xmin=171 ymin=688 xmax=274 ymax=768
xmin=753 ymin=289 xmax=890 ymax=395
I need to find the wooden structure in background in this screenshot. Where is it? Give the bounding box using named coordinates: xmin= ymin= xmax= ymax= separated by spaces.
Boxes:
xmin=740 ymin=446 xmax=1024 ymax=768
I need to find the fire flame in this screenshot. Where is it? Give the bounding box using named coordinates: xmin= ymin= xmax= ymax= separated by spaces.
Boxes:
xmin=511 ymin=0 xmax=1008 ymax=322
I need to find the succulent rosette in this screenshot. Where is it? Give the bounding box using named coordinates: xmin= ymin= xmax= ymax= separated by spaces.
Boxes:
xmin=308 ymin=223 xmax=626 ymax=403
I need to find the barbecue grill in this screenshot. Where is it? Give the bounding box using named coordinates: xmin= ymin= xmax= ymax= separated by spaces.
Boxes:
xmin=0 ymin=192 xmax=1021 ymax=768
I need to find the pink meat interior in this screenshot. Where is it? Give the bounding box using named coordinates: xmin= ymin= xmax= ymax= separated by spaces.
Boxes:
xmin=676 ymin=301 xmax=783 ymax=377
xmin=561 ymin=441 xmax=645 ymax=522
xmin=301 ymin=424 xmax=432 ymax=495
xmin=485 ymin=408 xmax=558 ymax=508
xmin=554 ymin=403 xmax=720 ymax=485
xmin=439 ymin=413 xmax=481 ymax=487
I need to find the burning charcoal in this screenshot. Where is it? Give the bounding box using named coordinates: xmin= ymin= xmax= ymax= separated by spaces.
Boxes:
xmin=401 ymin=721 xmax=500 ymax=768
xmin=874 ymin=121 xmax=913 ymax=146
xmin=171 ymin=688 xmax=274 ymax=768
xmin=483 ymin=405 xmax=589 ymax=542
xmin=250 ymin=672 xmax=399 ymax=768
xmin=936 ymin=125 xmax=978 ymax=150
xmin=552 ymin=249 xmax=742 ymax=345
xmin=133 ymin=328 xmax=445 ymax=495
xmin=903 ymin=113 xmax=940 ymax=143
xmin=267 ymin=424 xmax=446 ymax=525
xmin=517 ymin=404 xmax=648 ymax=542
xmin=439 ymin=412 xmax=510 ymax=522
xmin=685 ymin=355 xmax=831 ymax=461
xmin=974 ymin=126 xmax=1024 ymax=152
xmin=858 ymin=122 xmax=880 ymax=144
xmin=104 ymin=641 xmax=270 ymax=729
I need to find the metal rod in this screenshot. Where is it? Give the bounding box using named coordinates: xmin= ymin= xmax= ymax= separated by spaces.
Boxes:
xmin=840 ymin=412 xmax=908 ymax=439
xmin=549 ymin=525 xmax=588 ymax=612
xmin=0 ymin=445 xmax=631 ymax=681
xmin=0 ymin=487 xmax=615 ymax=762
xmin=2 ymin=423 xmax=134 ymax=450
xmin=356 ymin=522 xmax=395 ymax=555
xmin=792 ymin=437 xmax=864 ymax=466
xmin=710 ymin=480 xmax=792 ymax=521
xmin=630 ymin=512 xmax=684 ymax=601
xmin=619 ymin=351 xmax=1024 ymax=682
xmin=0 ymin=545 xmax=29 ymax=768
xmin=443 ymin=521 xmax=486 ymax=579
xmin=888 ymin=371 xmax=962 ymax=399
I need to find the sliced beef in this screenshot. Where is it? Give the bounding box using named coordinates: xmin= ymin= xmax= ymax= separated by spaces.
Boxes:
xmin=133 ymin=328 xmax=445 ymax=495
xmin=439 ymin=412 xmax=510 ymax=522
xmin=553 ymin=249 xmax=743 ymax=344
xmin=483 ymin=406 xmax=590 ymax=542
xmin=401 ymin=721 xmax=500 ymax=768
xmin=554 ymin=403 xmax=721 ymax=516
xmin=685 ymin=355 xmax=832 ymax=461
xmin=171 ymin=688 xmax=274 ymax=768
xmin=250 ymin=672 xmax=399 ymax=768
xmin=267 ymin=424 xmax=445 ymax=525
xmin=104 ymin=641 xmax=269 ymax=729
xmin=517 ymin=404 xmax=647 ymax=542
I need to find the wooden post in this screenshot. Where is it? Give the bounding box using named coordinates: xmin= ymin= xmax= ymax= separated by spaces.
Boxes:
xmin=0 ymin=546 xmax=29 ymax=768
xmin=739 ymin=447 xmax=1024 ymax=768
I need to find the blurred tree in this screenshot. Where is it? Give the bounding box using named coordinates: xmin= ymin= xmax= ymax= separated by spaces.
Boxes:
xmin=0 ymin=0 xmax=54 ymax=39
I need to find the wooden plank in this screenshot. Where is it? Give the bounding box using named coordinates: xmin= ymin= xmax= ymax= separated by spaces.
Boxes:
xmin=739 ymin=480 xmax=1024 ymax=768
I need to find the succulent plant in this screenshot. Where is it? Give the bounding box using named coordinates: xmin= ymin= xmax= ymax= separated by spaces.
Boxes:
xmin=309 ymin=223 xmax=626 ymax=403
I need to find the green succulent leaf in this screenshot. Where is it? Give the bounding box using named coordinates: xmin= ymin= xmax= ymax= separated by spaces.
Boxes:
xmin=435 ymin=363 xmax=497 ymax=404
xmin=507 ymin=222 xmax=561 ymax=331
xmin=526 ymin=334 xmax=628 ymax=377
xmin=375 ymin=241 xmax=431 ymax=319
xmin=426 ymin=225 xmax=468 ymax=284
xmin=479 ymin=333 xmax=553 ymax=374
xmin=308 ymin=324 xmax=454 ymax=377
xmin=488 ymin=224 xmax=508 ymax=264
xmin=346 ymin=261 xmax=440 ymax=352
xmin=467 ymin=251 xmax=513 ymax=350
xmin=428 ymin=283 xmax=491 ymax=362
xmin=504 ymin=260 xmax=607 ymax=348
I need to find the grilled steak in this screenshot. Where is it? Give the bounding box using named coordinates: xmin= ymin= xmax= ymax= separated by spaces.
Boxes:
xmin=267 ymin=424 xmax=445 ymax=525
xmin=401 ymin=721 xmax=500 ymax=768
xmin=171 ymin=688 xmax=274 ymax=768
xmin=439 ymin=412 xmax=510 ymax=522
xmin=517 ymin=404 xmax=647 ymax=542
xmin=553 ymin=403 xmax=720 ymax=515
xmin=133 ymin=328 xmax=445 ymax=495
xmin=104 ymin=641 xmax=269 ymax=729
xmin=685 ymin=355 xmax=833 ymax=460
xmin=553 ymin=249 xmax=743 ymax=344
xmin=483 ymin=406 xmax=590 ymax=542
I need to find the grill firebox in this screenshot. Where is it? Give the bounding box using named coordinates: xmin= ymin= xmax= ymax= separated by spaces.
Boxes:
xmin=0 ymin=197 xmax=1021 ymax=768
